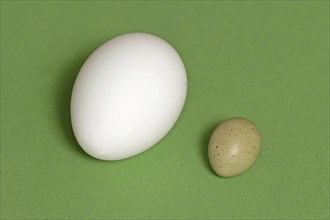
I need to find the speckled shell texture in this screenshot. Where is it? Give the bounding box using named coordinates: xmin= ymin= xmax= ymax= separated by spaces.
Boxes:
xmin=208 ymin=117 xmax=261 ymax=177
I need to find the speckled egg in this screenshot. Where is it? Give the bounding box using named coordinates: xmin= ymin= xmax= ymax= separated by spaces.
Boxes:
xmin=208 ymin=117 xmax=261 ymax=177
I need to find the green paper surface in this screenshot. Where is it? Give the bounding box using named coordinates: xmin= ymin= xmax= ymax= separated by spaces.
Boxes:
xmin=1 ymin=1 xmax=329 ymax=219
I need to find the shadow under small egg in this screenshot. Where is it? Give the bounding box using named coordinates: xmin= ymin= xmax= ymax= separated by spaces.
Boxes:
xmin=201 ymin=120 xmax=225 ymax=175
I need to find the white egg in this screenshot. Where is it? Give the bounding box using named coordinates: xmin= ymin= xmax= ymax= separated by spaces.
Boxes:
xmin=70 ymin=33 xmax=187 ymax=160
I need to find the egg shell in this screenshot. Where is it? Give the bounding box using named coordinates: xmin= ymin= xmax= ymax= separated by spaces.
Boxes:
xmin=71 ymin=33 xmax=187 ymax=160
xmin=208 ymin=117 xmax=261 ymax=177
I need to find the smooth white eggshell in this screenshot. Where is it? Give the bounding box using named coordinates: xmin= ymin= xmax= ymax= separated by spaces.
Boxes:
xmin=70 ymin=33 xmax=187 ymax=160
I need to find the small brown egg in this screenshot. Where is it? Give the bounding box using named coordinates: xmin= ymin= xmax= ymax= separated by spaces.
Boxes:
xmin=208 ymin=117 xmax=261 ymax=177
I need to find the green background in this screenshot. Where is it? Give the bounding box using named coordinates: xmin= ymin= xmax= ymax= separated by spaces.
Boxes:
xmin=1 ymin=1 xmax=329 ymax=219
